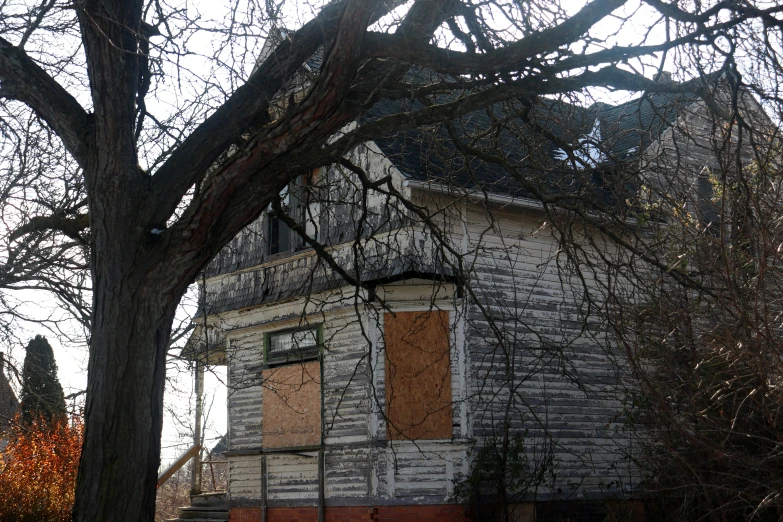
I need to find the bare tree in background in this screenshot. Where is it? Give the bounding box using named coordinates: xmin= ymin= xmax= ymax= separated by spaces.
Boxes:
xmin=0 ymin=109 xmax=89 ymax=342
xmin=607 ymin=145 xmax=783 ymax=519
xmin=0 ymin=0 xmax=781 ymax=519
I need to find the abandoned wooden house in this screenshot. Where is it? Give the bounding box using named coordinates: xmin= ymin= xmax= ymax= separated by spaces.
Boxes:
xmin=175 ymin=67 xmax=771 ymax=522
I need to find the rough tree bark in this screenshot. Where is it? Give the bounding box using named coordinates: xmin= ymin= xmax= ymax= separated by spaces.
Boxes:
xmin=71 ymin=0 xmax=172 ymax=515
xmin=75 ymin=268 xmax=179 ymax=520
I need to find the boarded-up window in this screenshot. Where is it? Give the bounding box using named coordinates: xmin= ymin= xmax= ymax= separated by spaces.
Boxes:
xmin=384 ymin=310 xmax=452 ymax=440
xmin=261 ymin=360 xmax=321 ymax=449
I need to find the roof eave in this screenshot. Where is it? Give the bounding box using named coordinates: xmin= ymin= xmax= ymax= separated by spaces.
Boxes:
xmin=402 ymin=178 xmax=544 ymax=211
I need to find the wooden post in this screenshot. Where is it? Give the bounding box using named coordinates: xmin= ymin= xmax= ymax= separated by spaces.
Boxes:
xmin=208 ymin=450 xmax=216 ymax=491
xmin=157 ymin=444 xmax=200 ymax=488
xmin=190 ymin=360 xmax=204 ymax=495
xmin=261 ymin=456 xmax=268 ymax=522
xmin=318 ymin=450 xmax=325 ymax=522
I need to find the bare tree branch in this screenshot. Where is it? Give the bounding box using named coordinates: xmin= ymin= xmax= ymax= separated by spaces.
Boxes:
xmin=0 ymin=37 xmax=92 ymax=166
xmin=10 ymin=214 xmax=89 ymax=242
xmin=147 ymin=0 xmax=404 ymax=228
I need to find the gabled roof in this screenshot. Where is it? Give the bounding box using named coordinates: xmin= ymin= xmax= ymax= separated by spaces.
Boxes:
xmin=366 ymin=89 xmax=700 ymax=198
xmin=258 ymin=29 xmax=701 ymax=197
xmin=597 ymin=91 xmax=700 ymax=158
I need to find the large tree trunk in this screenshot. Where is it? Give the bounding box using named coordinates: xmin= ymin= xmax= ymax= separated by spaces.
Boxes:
xmin=73 ymin=270 xmax=179 ymax=521
xmin=72 ymin=0 xmax=181 ymax=511
xmin=73 ymin=215 xmax=185 ymax=521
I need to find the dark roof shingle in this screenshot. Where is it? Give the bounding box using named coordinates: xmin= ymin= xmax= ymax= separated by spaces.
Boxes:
xmin=366 ymin=90 xmax=700 ymax=198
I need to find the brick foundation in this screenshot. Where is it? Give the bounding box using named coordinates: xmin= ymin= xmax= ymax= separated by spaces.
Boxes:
xmin=229 ymin=505 xmax=471 ymax=522
xmin=229 ymin=507 xmax=263 ymax=521
xmin=230 ymin=501 xmax=643 ymax=521
xmin=375 ymin=505 xmax=471 ymax=521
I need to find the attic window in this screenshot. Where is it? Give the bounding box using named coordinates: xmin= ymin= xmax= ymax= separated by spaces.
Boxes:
xmin=268 ymin=185 xmax=290 ymax=255
xmin=292 ymin=168 xmax=321 ymax=250
xmin=553 ymin=119 xmax=607 ymax=168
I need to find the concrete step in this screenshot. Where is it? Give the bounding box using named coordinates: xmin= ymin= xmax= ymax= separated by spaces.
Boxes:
xmin=190 ymin=491 xmax=228 ymax=507
xmin=166 ymin=490 xmax=229 ymax=521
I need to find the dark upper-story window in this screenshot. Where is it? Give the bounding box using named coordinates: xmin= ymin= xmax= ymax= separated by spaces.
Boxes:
xmin=267 ymin=213 xmax=290 ymax=255
xmin=298 ymin=168 xmax=321 ymax=245
xmin=267 ymin=169 xmax=321 ymax=256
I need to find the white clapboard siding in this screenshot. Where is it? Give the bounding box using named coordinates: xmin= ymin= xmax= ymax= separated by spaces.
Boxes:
xmin=229 ymin=455 xmax=263 ymax=500
xmin=267 ymin=454 xmax=319 ymax=500
xmin=325 ymin=447 xmax=370 ymax=499
xmin=217 ymin=171 xmax=641 ymax=503
xmin=227 ymin=330 xmax=265 ymax=451
xmin=373 ymin=442 xmax=468 ymax=500
xmin=225 ymin=305 xmax=375 ymax=502
xmin=464 ymin=206 xmax=635 ymax=492
xmin=322 ymin=309 xmax=370 ymax=446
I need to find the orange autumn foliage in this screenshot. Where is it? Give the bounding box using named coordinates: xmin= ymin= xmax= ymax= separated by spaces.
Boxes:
xmin=0 ymin=415 xmax=83 ymax=522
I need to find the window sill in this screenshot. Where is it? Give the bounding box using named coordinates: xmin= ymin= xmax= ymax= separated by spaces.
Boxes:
xmin=263 ymin=247 xmax=316 ymax=266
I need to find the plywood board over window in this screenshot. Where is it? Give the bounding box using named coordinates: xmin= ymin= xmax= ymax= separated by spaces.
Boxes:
xmin=384 ymin=310 xmax=452 ymax=440
xmin=261 ymin=360 xmax=321 ymax=449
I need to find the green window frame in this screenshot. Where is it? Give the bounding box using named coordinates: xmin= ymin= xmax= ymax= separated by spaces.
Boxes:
xmin=264 ymin=325 xmax=322 ymax=367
